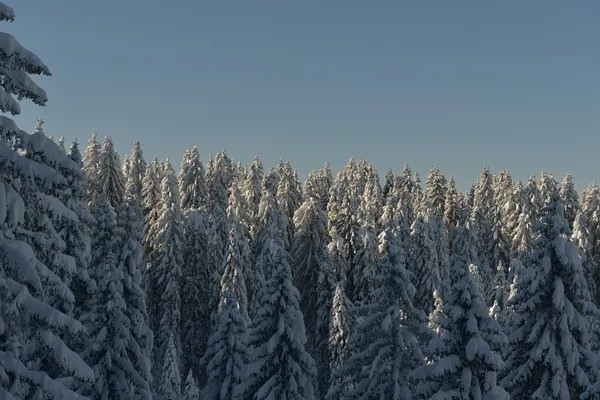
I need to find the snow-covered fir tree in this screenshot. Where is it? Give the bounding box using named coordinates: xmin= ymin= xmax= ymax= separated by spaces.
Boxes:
xmin=180 ymin=207 xmax=211 ymax=383
xmin=125 ymin=140 xmax=147 ymax=201
xmin=413 ymin=224 xmax=509 ymax=399
xmin=329 ymin=217 xmax=430 ymax=399
xmin=292 ymin=192 xmax=333 ymax=395
xmin=159 ymin=333 xmax=181 ymax=400
xmin=147 ymin=161 xmax=184 ymax=377
xmin=425 ymin=165 xmax=447 ymax=218
xmin=502 ymin=187 xmax=600 ymax=398
xmin=0 ymin=8 xmax=96 ymax=395
xmin=201 ymin=281 xmax=250 ymax=399
xmin=410 ymin=210 xmax=443 ymax=315
xmin=237 ymin=196 xmax=317 ymax=399
xmin=183 ymin=371 xmax=199 ymax=400
xmin=94 ymin=136 xmax=125 ymax=211
xmin=244 ymin=155 xmax=264 ymax=238
xmin=560 ymin=172 xmax=579 ymax=228
xmin=178 ymin=146 xmax=206 ymax=211
xmin=83 ymin=131 xmax=101 ymax=199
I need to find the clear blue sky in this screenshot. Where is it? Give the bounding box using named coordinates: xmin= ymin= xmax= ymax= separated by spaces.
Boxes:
xmin=9 ymin=1 xmax=600 ymax=192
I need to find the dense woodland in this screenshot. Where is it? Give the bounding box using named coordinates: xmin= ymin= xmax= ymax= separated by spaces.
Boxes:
xmin=3 ymin=3 xmax=600 ymax=400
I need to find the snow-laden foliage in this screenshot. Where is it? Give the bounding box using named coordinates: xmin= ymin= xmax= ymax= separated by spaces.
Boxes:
xmin=237 ymin=202 xmax=317 ymax=399
xmin=413 ymin=225 xmax=509 ymax=399
xmin=329 ymin=222 xmax=430 ymax=399
xmin=178 ymin=146 xmax=206 ymax=211
xmin=125 ymin=140 xmax=146 ymax=201
xmin=502 ymin=189 xmax=600 ymax=399
xmin=147 ymin=162 xmax=184 ymax=375
xmin=180 ymin=208 xmax=211 ymax=383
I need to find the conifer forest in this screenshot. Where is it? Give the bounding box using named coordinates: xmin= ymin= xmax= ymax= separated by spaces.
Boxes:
xmin=3 ymin=3 xmax=600 ymax=400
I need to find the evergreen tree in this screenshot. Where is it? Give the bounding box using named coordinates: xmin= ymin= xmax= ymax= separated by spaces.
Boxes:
xmin=382 ymin=167 xmax=394 ymax=200
xmin=180 ymin=208 xmax=211 ymax=382
xmin=125 ymin=140 xmax=147 ymax=201
xmin=444 ymin=175 xmax=461 ymax=243
xmin=277 ymin=160 xmax=303 ymax=250
xmin=316 ymin=160 xmax=334 ymax=211
xmin=183 ymin=371 xmax=199 ymax=400
xmin=502 ymin=189 xmax=600 ymax=398
xmin=327 ymin=283 xmax=354 ymax=398
xmin=58 ymin=135 xmax=66 ymax=153
xmin=410 ymin=211 xmax=443 ymax=315
xmin=572 ymin=210 xmax=598 ymax=304
xmin=237 ymin=201 xmax=317 ymax=399
xmin=119 ymin=194 xmax=154 ymax=399
xmin=488 ymin=261 xmax=509 ymax=324
xmin=94 ymin=136 xmax=125 ymax=212
xmin=178 ymin=146 xmax=206 ymax=211
xmin=159 ymin=333 xmax=181 ymax=400
xmin=82 ymin=194 xmax=152 ymax=399
xmin=83 ymin=131 xmax=101 ymax=200
xmin=413 ymin=225 xmax=508 ymax=399
xmin=560 ymin=172 xmax=579 ymax=228
xmin=148 ymin=162 xmax=184 ymax=375
xmin=425 ymin=165 xmax=447 ymax=218
xmin=292 ymin=194 xmax=330 ymax=343
xmin=244 ymin=155 xmax=264 ymax=237
xmin=0 ymin=13 xmax=96 ymax=394
xmin=201 ymin=285 xmax=250 ymax=399
xmin=329 ymin=221 xmax=430 ymax=399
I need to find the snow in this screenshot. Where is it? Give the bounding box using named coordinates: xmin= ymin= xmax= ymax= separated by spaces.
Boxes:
xmin=0 ymin=2 xmax=15 ymax=22
xmin=0 ymin=31 xmax=51 ymax=75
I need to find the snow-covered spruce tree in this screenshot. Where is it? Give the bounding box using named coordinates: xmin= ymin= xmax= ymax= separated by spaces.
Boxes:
xmin=413 ymin=224 xmax=509 ymax=399
xmin=0 ymin=11 xmax=96 ymax=394
xmin=119 ymin=193 xmax=154 ymax=399
xmin=217 ymin=184 xmax=251 ymax=322
xmin=292 ymin=194 xmax=330 ymax=336
xmin=200 ymin=277 xmax=250 ymax=399
xmin=572 ymin=210 xmax=598 ymax=304
xmin=502 ymin=188 xmax=600 ymax=399
xmin=292 ymin=192 xmax=333 ymax=395
xmin=410 ymin=210 xmax=444 ymax=315
xmin=249 ymin=187 xmax=288 ymax=316
xmin=382 ymin=167 xmax=394 ymax=200
xmin=560 ymin=172 xmax=579 ymax=228
xmin=244 ymin=155 xmax=263 ymax=238
xmin=58 ymin=135 xmax=66 ymax=153
xmin=237 ymin=199 xmax=317 ymax=399
xmin=180 ymin=207 xmax=211 ymax=383
xmin=327 ymin=160 xmax=360 ymax=288
xmin=141 ymin=156 xmax=161 ymax=254
xmin=488 ymin=260 xmax=509 ymax=324
xmin=470 ymin=165 xmax=495 ymax=294
xmin=524 ymin=175 xmax=542 ymax=214
xmin=80 ymin=193 xmax=150 ymax=399
xmin=328 ymin=220 xmax=430 ymax=400
xmin=277 ymin=160 xmax=303 ymax=251
xmin=122 ymin=154 xmax=130 ymax=179
xmin=178 ymin=146 xmax=206 ymax=212
xmin=183 ymin=370 xmax=199 ymax=400
xmin=327 ymin=283 xmax=355 ymax=398
xmin=94 ymin=136 xmax=125 ymax=212
xmin=315 ymin=160 xmax=334 ymax=212
xmin=66 ymin=139 xmax=95 ymax=321
xmin=125 ymin=140 xmax=147 ymax=201
xmin=413 ymin=172 xmax=424 ymax=216
xmin=83 ymin=131 xmax=101 ymax=200
xmin=350 ymin=176 xmax=381 ymax=303
xmin=159 ymin=333 xmax=181 ymax=400
xmin=444 ymin=175 xmax=460 ymax=244
xmin=425 ymin=165 xmax=447 ymax=218
xmin=148 ymin=161 xmax=184 ymax=375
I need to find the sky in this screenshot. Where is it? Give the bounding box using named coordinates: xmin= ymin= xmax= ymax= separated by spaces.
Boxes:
xmin=8 ymin=1 xmax=600 ymax=192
